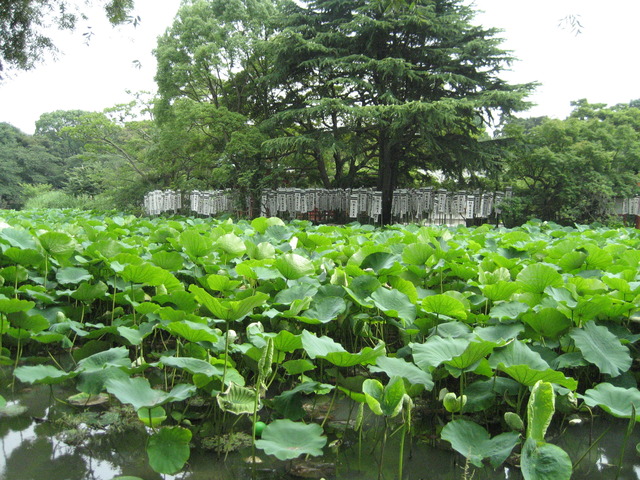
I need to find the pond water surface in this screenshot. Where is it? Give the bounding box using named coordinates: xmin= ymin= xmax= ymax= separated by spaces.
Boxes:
xmin=3 ymin=379 xmax=640 ymax=480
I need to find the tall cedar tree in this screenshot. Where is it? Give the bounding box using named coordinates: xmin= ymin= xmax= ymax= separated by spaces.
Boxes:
xmin=267 ymin=0 xmax=533 ymax=224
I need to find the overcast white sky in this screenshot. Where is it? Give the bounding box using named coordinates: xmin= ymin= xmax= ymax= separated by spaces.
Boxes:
xmin=0 ymin=0 xmax=639 ymax=134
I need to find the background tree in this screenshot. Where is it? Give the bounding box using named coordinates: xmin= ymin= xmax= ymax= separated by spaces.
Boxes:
xmin=62 ymin=101 xmax=159 ymax=210
xmin=499 ymin=99 xmax=640 ymax=225
xmin=265 ymin=0 xmax=533 ymax=223
xmin=0 ymin=122 xmax=67 ymax=207
xmin=0 ymin=0 xmax=135 ymax=77
xmin=154 ymin=0 xmax=281 ymax=212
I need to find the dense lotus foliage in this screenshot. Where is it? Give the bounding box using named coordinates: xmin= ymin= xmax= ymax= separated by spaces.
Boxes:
xmin=1 ymin=209 xmax=639 ymax=477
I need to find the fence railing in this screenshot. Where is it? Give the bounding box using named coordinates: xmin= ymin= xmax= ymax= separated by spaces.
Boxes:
xmin=143 ymin=187 xmax=515 ymax=225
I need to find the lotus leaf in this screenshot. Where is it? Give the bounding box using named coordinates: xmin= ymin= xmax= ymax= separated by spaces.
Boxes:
xmin=370 ymin=356 xmax=434 ymax=389
xmin=14 ymin=365 xmax=78 ymax=384
xmin=255 ymin=419 xmax=327 ymax=460
xmin=275 ymin=253 xmax=315 ymax=279
xmin=581 ymin=383 xmax=640 ymax=420
xmin=421 ymin=294 xmax=467 ymax=319
xmin=520 ymin=437 xmax=572 ymax=480
xmin=441 ymin=419 xmax=520 ymax=468
xmin=105 ymin=377 xmax=196 ymax=411
xmin=569 ymin=321 xmax=632 ymax=376
xmin=371 ymin=287 xmax=416 ymax=323
xmin=147 ymin=426 xmax=192 ymax=474
xmin=217 ymin=383 xmax=260 ymax=415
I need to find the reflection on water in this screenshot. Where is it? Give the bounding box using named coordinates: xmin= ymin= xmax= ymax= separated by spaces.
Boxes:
xmin=2 ymin=380 xmax=640 ymax=480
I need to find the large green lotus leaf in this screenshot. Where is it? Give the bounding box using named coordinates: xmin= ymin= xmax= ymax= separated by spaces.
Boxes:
xmin=39 ymin=231 xmax=75 ymax=258
xmin=323 ymin=342 xmax=385 ymax=367
xmin=153 ymin=291 xmax=198 ymax=313
xmin=482 ymin=281 xmax=520 ymax=302
xmin=402 ymin=243 xmax=435 ymax=265
xmin=163 ymin=320 xmax=219 ymax=343
xmin=516 ymin=264 xmax=563 ymax=294
xmin=489 ymin=341 xmax=549 ymax=371
xmin=71 ymin=281 xmax=108 ymax=303
xmin=490 ymin=301 xmax=530 ymax=320
xmin=121 ymin=264 xmax=183 ymax=293
xmin=275 ymin=253 xmax=315 ymax=280
xmin=498 ymin=365 xmax=577 ymax=390
xmin=7 ymin=312 xmax=50 ymax=333
xmin=150 ymin=251 xmax=184 ymax=271
xmin=389 ymin=276 xmax=419 ymax=303
xmin=583 ymin=245 xmax=613 ymax=270
xmin=445 ymin=340 xmax=498 ymax=373
xmin=544 ymin=286 xmax=578 ymax=307
xmin=298 ymin=296 xmax=347 ymax=324
xmin=581 ymin=383 xmax=640 ymax=420
xmin=344 ymin=275 xmax=380 ymax=308
xmin=14 ymin=365 xmax=78 ymax=384
xmin=245 ymin=240 xmax=276 ymax=260
xmin=0 ymin=298 xmax=35 ymax=314
xmin=272 ymin=330 xmax=303 ymax=352
xmin=147 ymin=426 xmax=192 ymax=475
xmin=271 ymin=381 xmax=329 ymax=420
xmin=371 ymin=287 xmax=416 ymax=323
xmin=421 ymin=294 xmax=467 ymax=319
xmin=77 ymin=367 xmax=129 ymax=395
xmin=522 ymin=308 xmax=572 ymax=339
xmin=527 ymin=381 xmax=555 ymax=443
xmin=301 ymin=330 xmax=345 ymax=358
xmin=179 ymin=230 xmax=212 ymax=258
xmin=4 ymin=247 xmax=44 ymax=266
xmin=520 ymin=437 xmax=572 ymax=480
xmin=274 ymin=284 xmax=318 ymax=305
xmin=370 ymin=356 xmax=434 ymax=389
xmin=573 ymin=295 xmax=612 ymax=323
xmin=256 ymin=419 xmax=327 ymax=461
xmin=0 ymin=227 xmax=39 ymax=250
xmin=411 ymin=336 xmax=471 ymax=370
xmin=217 ymin=382 xmax=260 ymax=415
xmin=360 ymin=252 xmax=402 ymax=274
xmin=569 ymin=321 xmax=632 ymax=377
xmin=105 ymin=377 xmax=195 ymax=411
xmin=282 ymin=359 xmax=315 ymax=375
xmin=251 ymin=216 xmax=284 ymax=234
xmin=463 ymin=378 xmax=521 ymax=412
xmin=160 ymin=356 xmax=224 ymax=378
xmin=362 ymin=377 xmax=405 ymax=417
xmin=137 ymin=406 xmax=167 ymax=428
xmin=77 ymin=347 xmax=131 ymax=371
xmin=0 ymin=265 xmax=28 ymax=284
xmin=473 ymin=324 xmax=523 ymax=343
xmin=56 ymin=267 xmax=92 ymax=285
xmin=190 ymin=285 xmax=268 ymax=321
xmin=265 ymin=224 xmax=293 ymax=243
xmin=557 ymin=251 xmax=587 ymax=272
xmin=441 ymin=419 xmax=520 ymax=468
xmin=216 ymin=233 xmax=246 ymax=257
xmin=205 ymin=274 xmax=241 ymax=292
xmin=489 ymin=342 xmax=578 ymax=389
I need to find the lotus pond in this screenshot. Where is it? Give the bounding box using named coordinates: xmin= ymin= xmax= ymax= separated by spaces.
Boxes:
xmin=0 ymin=210 xmax=639 ymax=480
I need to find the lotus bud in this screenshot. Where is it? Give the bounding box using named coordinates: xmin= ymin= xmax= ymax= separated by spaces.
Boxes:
xmin=504 ymin=412 xmax=524 ymax=431
xmin=438 ymin=388 xmax=449 ymax=402
xmin=443 ymin=392 xmax=464 ymax=413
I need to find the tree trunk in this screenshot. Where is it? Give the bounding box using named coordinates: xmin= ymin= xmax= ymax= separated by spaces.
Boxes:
xmin=378 ymin=135 xmax=398 ymax=225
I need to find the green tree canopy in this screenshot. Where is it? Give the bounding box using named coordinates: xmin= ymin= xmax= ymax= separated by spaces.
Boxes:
xmin=0 ymin=122 xmax=67 ymax=207
xmin=263 ymin=0 xmax=533 ymax=223
xmin=0 ymin=0 xmax=135 ymax=76
xmin=500 ymin=99 xmax=640 ymax=225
